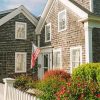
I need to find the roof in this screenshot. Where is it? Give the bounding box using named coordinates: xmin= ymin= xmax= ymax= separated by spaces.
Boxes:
xmin=0 ymin=9 xmax=16 ymax=19
xmin=0 ymin=5 xmax=38 ymax=26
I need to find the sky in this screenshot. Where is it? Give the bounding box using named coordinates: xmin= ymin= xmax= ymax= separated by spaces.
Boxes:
xmin=0 ymin=0 xmax=47 ymax=16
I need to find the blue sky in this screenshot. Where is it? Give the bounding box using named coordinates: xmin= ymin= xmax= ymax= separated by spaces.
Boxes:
xmin=0 ymin=0 xmax=47 ymax=16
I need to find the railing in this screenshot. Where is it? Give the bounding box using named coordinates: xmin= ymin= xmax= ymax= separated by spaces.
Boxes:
xmin=3 ymin=78 xmax=39 ymax=100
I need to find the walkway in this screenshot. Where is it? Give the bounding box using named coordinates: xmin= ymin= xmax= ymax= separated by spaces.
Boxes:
xmin=0 ymin=83 xmax=4 ymax=100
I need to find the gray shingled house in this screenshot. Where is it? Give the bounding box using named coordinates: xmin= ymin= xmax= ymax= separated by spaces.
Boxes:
xmin=35 ymin=0 xmax=100 ymax=79
xmin=0 ymin=0 xmax=100 ymax=80
xmin=0 ymin=5 xmax=38 ymax=81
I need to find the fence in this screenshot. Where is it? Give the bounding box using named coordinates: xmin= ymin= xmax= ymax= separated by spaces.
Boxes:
xmin=3 ymin=78 xmax=40 ymax=100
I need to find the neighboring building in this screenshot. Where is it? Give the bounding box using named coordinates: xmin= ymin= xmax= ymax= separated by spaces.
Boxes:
xmin=35 ymin=0 xmax=100 ymax=79
xmin=0 ymin=5 xmax=38 ymax=81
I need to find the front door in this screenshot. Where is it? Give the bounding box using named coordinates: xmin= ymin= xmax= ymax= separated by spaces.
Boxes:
xmin=38 ymin=49 xmax=52 ymax=79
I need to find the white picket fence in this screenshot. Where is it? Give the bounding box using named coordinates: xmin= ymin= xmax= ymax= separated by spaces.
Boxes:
xmin=3 ymin=78 xmax=40 ymax=100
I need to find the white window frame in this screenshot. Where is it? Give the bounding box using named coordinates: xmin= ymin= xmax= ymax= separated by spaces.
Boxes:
xmin=15 ymin=22 xmax=27 ymax=39
xmin=53 ymin=48 xmax=62 ymax=69
xmin=15 ymin=52 xmax=27 ymax=73
xmin=70 ymin=46 xmax=82 ymax=73
xmin=45 ymin=23 xmax=51 ymax=42
xmin=58 ymin=9 xmax=67 ymax=32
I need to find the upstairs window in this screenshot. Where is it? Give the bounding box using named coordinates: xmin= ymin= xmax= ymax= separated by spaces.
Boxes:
xmin=15 ymin=22 xmax=27 ymax=39
xmin=58 ymin=10 xmax=67 ymax=32
xmin=45 ymin=23 xmax=51 ymax=42
xmin=15 ymin=52 xmax=27 ymax=73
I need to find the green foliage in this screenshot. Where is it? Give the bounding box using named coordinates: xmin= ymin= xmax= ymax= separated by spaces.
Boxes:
xmin=36 ymin=76 xmax=66 ymax=100
xmin=14 ymin=75 xmax=36 ymax=91
xmin=72 ymin=63 xmax=100 ymax=84
xmin=56 ymin=78 xmax=100 ymax=100
xmin=36 ymin=70 xmax=69 ymax=100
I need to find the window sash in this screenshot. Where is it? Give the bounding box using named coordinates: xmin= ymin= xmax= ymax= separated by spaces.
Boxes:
xmin=15 ymin=52 xmax=27 ymax=73
xmin=53 ymin=49 xmax=62 ymax=69
xmin=15 ymin=22 xmax=27 ymax=39
xmin=71 ymin=48 xmax=81 ymax=68
xmin=45 ymin=23 xmax=51 ymax=42
xmin=58 ymin=10 xmax=66 ymax=31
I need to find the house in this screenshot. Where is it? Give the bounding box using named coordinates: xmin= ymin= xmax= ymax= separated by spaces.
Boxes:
xmin=0 ymin=5 xmax=38 ymax=81
xmin=35 ymin=0 xmax=100 ymax=79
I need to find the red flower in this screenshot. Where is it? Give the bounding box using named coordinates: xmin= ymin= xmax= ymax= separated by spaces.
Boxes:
xmin=96 ymin=94 xmax=100 ymax=98
xmin=67 ymin=82 xmax=71 ymax=86
xmin=77 ymin=83 xmax=81 ymax=87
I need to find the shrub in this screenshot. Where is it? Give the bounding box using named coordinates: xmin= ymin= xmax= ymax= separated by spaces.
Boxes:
xmin=56 ymin=78 xmax=100 ymax=100
xmin=36 ymin=76 xmax=66 ymax=100
xmin=43 ymin=70 xmax=71 ymax=81
xmin=72 ymin=63 xmax=100 ymax=84
xmin=14 ymin=75 xmax=36 ymax=91
xmin=36 ymin=70 xmax=70 ymax=100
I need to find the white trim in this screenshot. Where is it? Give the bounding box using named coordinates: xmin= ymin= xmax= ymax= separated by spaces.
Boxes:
xmin=84 ymin=22 xmax=93 ymax=63
xmin=60 ymin=0 xmax=88 ymax=18
xmin=40 ymin=46 xmax=53 ymax=49
xmin=53 ymin=48 xmax=62 ymax=69
xmin=58 ymin=9 xmax=67 ymax=32
xmin=70 ymin=46 xmax=82 ymax=73
xmin=35 ymin=0 xmax=88 ymax=34
xmin=35 ymin=0 xmax=55 ymax=34
xmin=15 ymin=52 xmax=27 ymax=73
xmin=15 ymin=22 xmax=27 ymax=39
xmin=45 ymin=23 xmax=51 ymax=42
xmin=90 ymin=0 xmax=94 ymax=12
xmin=0 ymin=5 xmax=38 ymax=27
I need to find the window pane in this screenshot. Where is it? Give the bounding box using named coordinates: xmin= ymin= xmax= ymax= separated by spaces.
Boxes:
xmin=56 ymin=52 xmax=60 ymax=67
xmin=15 ymin=53 xmax=26 ymax=72
xmin=53 ymin=51 xmax=61 ymax=69
xmin=16 ymin=22 xmax=26 ymax=39
xmin=59 ymin=11 xmax=66 ymax=31
xmin=45 ymin=24 xmax=51 ymax=41
xmin=72 ymin=49 xmax=80 ymax=68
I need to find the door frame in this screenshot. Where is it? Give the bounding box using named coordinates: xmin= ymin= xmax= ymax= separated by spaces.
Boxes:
xmin=38 ymin=47 xmax=53 ymax=79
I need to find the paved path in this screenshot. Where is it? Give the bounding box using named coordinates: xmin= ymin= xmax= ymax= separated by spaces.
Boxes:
xmin=0 ymin=83 xmax=4 ymax=100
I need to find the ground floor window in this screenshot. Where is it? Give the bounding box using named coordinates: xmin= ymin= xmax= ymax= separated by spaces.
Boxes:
xmin=53 ymin=48 xmax=62 ymax=69
xmin=70 ymin=46 xmax=82 ymax=72
xmin=15 ymin=52 xmax=27 ymax=73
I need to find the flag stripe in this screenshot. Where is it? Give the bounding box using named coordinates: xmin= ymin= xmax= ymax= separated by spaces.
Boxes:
xmin=31 ymin=44 xmax=40 ymax=68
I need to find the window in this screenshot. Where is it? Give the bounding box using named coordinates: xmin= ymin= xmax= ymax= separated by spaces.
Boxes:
xmin=70 ymin=46 xmax=82 ymax=73
xmin=53 ymin=48 xmax=62 ymax=69
xmin=45 ymin=23 xmax=51 ymax=42
xmin=15 ymin=52 xmax=27 ymax=73
xmin=15 ymin=22 xmax=27 ymax=39
xmin=58 ymin=10 xmax=67 ymax=32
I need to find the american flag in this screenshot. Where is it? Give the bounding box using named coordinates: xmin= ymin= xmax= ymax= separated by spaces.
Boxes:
xmin=31 ymin=43 xmax=40 ymax=68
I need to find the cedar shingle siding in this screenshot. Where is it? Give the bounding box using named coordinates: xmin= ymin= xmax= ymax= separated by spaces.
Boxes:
xmin=40 ymin=1 xmax=86 ymax=69
xmin=0 ymin=13 xmax=36 ymax=80
xmin=74 ymin=0 xmax=90 ymax=10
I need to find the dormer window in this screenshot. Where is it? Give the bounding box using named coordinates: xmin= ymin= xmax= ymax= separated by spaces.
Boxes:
xmin=15 ymin=22 xmax=27 ymax=39
xmin=45 ymin=23 xmax=51 ymax=42
xmin=58 ymin=10 xmax=67 ymax=32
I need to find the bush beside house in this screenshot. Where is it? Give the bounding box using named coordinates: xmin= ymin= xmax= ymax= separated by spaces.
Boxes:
xmin=14 ymin=63 xmax=100 ymax=100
